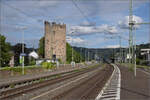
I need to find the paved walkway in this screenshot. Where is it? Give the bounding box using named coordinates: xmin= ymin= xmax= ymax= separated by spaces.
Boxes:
xmin=119 ymin=65 xmax=150 ymax=100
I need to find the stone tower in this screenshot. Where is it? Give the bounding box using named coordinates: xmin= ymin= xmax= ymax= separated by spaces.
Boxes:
xmin=44 ymin=21 xmax=66 ymax=62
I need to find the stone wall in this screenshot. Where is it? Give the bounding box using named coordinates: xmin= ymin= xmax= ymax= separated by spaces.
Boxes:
xmin=44 ymin=21 xmax=66 ymax=62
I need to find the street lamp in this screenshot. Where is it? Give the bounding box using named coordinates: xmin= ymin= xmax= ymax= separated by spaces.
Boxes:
xmin=17 ymin=26 xmax=27 ymax=75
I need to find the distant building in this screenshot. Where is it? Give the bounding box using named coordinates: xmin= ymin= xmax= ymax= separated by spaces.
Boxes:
xmin=44 ymin=21 xmax=66 ymax=62
xmin=141 ymin=49 xmax=150 ymax=61
xmin=29 ymin=51 xmax=39 ymax=59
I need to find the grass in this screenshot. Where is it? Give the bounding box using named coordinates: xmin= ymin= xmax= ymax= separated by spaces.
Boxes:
xmin=0 ymin=66 xmax=42 ymax=75
xmin=10 ymin=84 xmax=15 ymax=88
xmin=0 ymin=65 xmax=40 ymax=70
xmin=0 ymin=63 xmax=101 ymax=76
xmin=120 ymin=63 xmax=149 ymax=72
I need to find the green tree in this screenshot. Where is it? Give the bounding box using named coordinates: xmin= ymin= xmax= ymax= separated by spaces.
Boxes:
xmin=66 ymin=43 xmax=72 ymax=63
xmin=12 ymin=43 xmax=28 ymax=66
xmin=38 ymin=37 xmax=45 ymax=58
xmin=0 ymin=34 xmax=12 ymax=67
xmin=66 ymin=43 xmax=83 ymax=63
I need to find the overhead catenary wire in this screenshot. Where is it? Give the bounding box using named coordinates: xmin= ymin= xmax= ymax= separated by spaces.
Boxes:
xmin=71 ymin=0 xmax=91 ymax=23
xmin=1 ymin=1 xmax=45 ymax=48
xmin=1 ymin=2 xmax=47 ymax=29
xmin=2 ymin=2 xmax=38 ymax=22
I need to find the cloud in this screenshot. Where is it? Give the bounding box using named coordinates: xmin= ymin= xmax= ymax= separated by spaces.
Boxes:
xmin=118 ymin=15 xmax=143 ymax=29
xmin=79 ymin=21 xmax=96 ymax=26
xmin=105 ymin=45 xmax=120 ymax=48
xmin=78 ymin=0 xmax=148 ymax=22
xmin=1 ymin=0 xmax=149 ymax=48
xmin=68 ymin=24 xmax=118 ymax=36
xmin=66 ymin=36 xmax=85 ymax=45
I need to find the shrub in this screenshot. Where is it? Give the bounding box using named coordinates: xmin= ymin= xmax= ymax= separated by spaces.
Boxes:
xmin=10 ymin=84 xmax=15 ymax=88
xmin=58 ymin=59 xmax=62 ymax=64
xmin=42 ymin=62 xmax=56 ymax=69
xmin=29 ymin=60 xmax=36 ymax=65
xmin=136 ymin=58 xmax=140 ymax=65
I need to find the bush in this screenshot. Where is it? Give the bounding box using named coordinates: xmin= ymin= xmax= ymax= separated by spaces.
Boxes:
xmin=136 ymin=58 xmax=140 ymax=65
xmin=140 ymin=60 xmax=149 ymax=66
xmin=58 ymin=59 xmax=63 ymax=64
xmin=42 ymin=62 xmax=56 ymax=69
xmin=29 ymin=60 xmax=36 ymax=65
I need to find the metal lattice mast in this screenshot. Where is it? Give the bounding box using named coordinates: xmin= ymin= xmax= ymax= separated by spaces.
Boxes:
xmin=129 ymin=0 xmax=134 ymax=65
xmin=129 ymin=0 xmax=150 ymax=77
xmin=119 ymin=36 xmax=122 ymax=63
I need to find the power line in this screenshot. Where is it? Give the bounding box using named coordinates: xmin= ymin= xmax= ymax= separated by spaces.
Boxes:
xmin=2 ymin=2 xmax=41 ymax=23
xmin=71 ymin=0 xmax=91 ymax=23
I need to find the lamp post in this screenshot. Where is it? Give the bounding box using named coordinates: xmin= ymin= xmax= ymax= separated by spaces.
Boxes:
xmin=22 ymin=29 xmax=24 ymax=75
xmin=72 ymin=45 xmax=74 ymax=62
xmin=20 ymin=26 xmax=27 ymax=75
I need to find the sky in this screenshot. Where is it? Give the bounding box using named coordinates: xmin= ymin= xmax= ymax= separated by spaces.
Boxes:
xmin=0 ymin=0 xmax=150 ymax=48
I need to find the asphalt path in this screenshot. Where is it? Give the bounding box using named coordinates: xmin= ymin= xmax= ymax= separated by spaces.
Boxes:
xmin=118 ymin=65 xmax=150 ymax=100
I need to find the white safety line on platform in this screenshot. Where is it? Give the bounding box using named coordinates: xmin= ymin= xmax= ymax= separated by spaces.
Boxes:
xmin=95 ymin=64 xmax=121 ymax=100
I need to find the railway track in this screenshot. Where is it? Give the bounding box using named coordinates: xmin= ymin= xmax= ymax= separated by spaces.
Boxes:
xmin=50 ymin=64 xmax=114 ymax=100
xmin=95 ymin=64 xmax=121 ymax=100
xmin=0 ymin=65 xmax=99 ymax=100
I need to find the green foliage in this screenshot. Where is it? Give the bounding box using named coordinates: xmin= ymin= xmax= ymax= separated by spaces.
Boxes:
xmin=10 ymin=84 xmax=15 ymax=88
xmin=136 ymin=58 xmax=140 ymax=65
xmin=58 ymin=58 xmax=62 ymax=64
xmin=66 ymin=43 xmax=72 ymax=63
xmin=38 ymin=37 xmax=45 ymax=58
xmin=29 ymin=58 xmax=36 ymax=65
xmin=39 ymin=78 xmax=44 ymax=82
xmin=0 ymin=67 xmax=23 ymax=74
xmin=42 ymin=62 xmax=56 ymax=69
xmin=0 ymin=66 xmax=38 ymax=71
xmin=66 ymin=43 xmax=83 ymax=63
xmin=0 ymin=34 xmax=12 ymax=67
xmin=12 ymin=43 xmax=29 ymax=66
xmin=128 ymin=65 xmax=134 ymax=72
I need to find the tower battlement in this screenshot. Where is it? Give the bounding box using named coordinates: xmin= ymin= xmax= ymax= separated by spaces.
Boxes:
xmin=45 ymin=21 xmax=66 ymax=29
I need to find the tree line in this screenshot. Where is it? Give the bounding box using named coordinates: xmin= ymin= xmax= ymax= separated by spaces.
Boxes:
xmin=0 ymin=35 xmax=83 ymax=67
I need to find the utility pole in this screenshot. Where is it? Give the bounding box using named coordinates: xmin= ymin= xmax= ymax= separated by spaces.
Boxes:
xmin=0 ymin=34 xmax=2 ymax=68
xmin=133 ymin=27 xmax=137 ymax=76
xmin=95 ymin=49 xmax=97 ymax=61
xmin=129 ymin=0 xmax=150 ymax=76
xmin=88 ymin=49 xmax=89 ymax=62
xmin=72 ymin=46 xmax=74 ymax=62
xmin=22 ymin=28 xmax=25 ymax=75
xmin=80 ymin=47 xmax=82 ymax=63
xmin=119 ymin=36 xmax=122 ymax=63
xmin=129 ymin=0 xmax=134 ymax=66
xmin=43 ymin=37 xmax=44 ymax=58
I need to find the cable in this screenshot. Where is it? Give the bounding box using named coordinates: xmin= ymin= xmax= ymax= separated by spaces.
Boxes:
xmin=2 ymin=2 xmax=39 ymax=23
xmin=71 ymin=0 xmax=91 ymax=23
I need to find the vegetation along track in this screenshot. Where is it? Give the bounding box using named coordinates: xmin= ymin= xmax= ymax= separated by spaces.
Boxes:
xmin=0 ymin=64 xmax=100 ymax=100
